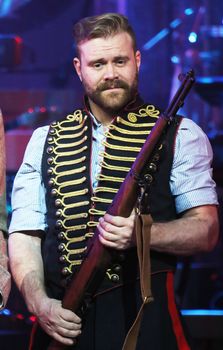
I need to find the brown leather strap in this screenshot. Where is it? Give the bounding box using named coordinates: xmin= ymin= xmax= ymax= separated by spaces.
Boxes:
xmin=122 ymin=213 xmax=154 ymax=350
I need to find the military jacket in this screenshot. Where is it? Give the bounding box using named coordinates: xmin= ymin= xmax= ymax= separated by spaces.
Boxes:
xmin=41 ymin=96 xmax=181 ymax=299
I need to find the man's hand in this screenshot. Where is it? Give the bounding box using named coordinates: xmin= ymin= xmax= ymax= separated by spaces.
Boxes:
xmin=9 ymin=233 xmax=81 ymax=346
xmin=36 ymin=297 xmax=81 ymax=346
xmin=98 ymin=212 xmax=135 ymax=250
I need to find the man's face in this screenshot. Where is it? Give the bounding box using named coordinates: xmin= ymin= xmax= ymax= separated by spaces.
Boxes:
xmin=73 ymin=32 xmax=141 ymax=114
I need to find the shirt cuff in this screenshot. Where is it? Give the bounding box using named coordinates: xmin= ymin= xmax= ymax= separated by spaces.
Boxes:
xmin=175 ymin=188 xmax=219 ymax=214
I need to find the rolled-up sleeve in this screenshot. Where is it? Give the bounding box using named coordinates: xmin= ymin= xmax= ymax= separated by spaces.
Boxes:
xmin=9 ymin=126 xmax=49 ymax=233
xmin=170 ymin=118 xmax=218 ymax=214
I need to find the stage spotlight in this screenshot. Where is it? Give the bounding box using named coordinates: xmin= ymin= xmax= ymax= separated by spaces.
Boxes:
xmin=188 ymin=32 xmax=197 ymax=43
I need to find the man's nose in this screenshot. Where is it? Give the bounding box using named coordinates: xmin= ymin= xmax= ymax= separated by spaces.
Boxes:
xmin=104 ymin=63 xmax=118 ymax=80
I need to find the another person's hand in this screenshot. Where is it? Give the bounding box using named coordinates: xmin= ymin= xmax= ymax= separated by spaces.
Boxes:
xmin=98 ymin=212 xmax=135 ymax=250
xmin=36 ymin=297 xmax=81 ymax=346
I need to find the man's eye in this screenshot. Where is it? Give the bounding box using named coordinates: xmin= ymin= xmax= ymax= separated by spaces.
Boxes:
xmin=94 ymin=62 xmax=103 ymax=69
xmin=116 ymin=59 xmax=125 ymax=66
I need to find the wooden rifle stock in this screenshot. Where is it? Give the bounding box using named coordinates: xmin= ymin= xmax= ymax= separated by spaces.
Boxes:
xmin=48 ymin=70 xmax=195 ymax=350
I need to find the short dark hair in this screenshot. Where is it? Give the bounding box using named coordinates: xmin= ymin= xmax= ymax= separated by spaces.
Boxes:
xmin=73 ymin=13 xmax=137 ymax=53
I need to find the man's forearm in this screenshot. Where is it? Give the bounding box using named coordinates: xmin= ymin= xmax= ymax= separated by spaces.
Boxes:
xmin=21 ymin=270 xmax=49 ymax=315
xmin=150 ymin=205 xmax=219 ymax=255
xmin=8 ymin=232 xmax=48 ymax=314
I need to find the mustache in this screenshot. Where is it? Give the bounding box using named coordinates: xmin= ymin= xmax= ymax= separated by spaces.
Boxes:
xmin=97 ymin=80 xmax=129 ymax=92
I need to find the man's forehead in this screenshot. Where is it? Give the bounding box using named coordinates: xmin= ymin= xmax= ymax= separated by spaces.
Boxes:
xmin=78 ymin=32 xmax=134 ymax=57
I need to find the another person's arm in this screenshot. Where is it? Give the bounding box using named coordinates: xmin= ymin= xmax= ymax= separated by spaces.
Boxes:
xmin=0 ymin=229 xmax=11 ymax=309
xmin=0 ymin=194 xmax=10 ymax=309
xmin=0 ymin=109 xmax=11 ymax=309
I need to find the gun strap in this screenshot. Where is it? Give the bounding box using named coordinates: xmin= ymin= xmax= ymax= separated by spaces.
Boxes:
xmin=122 ymin=213 xmax=154 ymax=350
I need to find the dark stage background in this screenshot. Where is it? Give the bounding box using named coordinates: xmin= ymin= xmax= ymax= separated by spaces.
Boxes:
xmin=0 ymin=0 xmax=223 ymax=349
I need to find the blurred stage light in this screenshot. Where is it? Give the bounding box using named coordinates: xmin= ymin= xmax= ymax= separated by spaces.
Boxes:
xmin=184 ymin=8 xmax=194 ymax=16
xmin=181 ymin=309 xmax=223 ymax=316
xmin=188 ymin=32 xmax=198 ymax=43
xmin=0 ymin=0 xmax=31 ymax=17
xmin=143 ymin=8 xmax=194 ymax=51
xmin=171 ymin=55 xmax=180 ymax=64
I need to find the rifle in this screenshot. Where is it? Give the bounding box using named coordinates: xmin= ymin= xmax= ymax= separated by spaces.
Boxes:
xmin=48 ymin=70 xmax=195 ymax=350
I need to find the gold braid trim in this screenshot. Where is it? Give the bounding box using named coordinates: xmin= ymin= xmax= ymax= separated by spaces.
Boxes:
xmin=56 ymin=189 xmax=88 ymax=204
xmin=52 ymin=166 xmax=86 ymax=182
xmin=49 ymin=147 xmax=87 ymax=162
xmin=56 ymin=214 xmax=88 ymax=229
xmin=52 ymin=165 xmax=86 ymax=181
xmin=52 ymin=126 xmax=88 ymax=141
xmin=87 ymin=223 xmax=98 ymax=228
xmin=102 ymin=140 xmax=141 ymax=152
xmin=51 ymin=153 xmax=87 ymax=169
xmin=127 ymin=105 xmax=160 ymax=123
xmin=105 ymin=130 xmax=146 ymax=144
xmin=117 ymin=117 xmax=157 ymax=128
xmin=100 ymin=160 xmax=130 ymax=172
xmin=58 ymin=111 xmax=87 ymax=127
xmin=88 ymin=208 xmax=106 ymax=216
xmin=53 ymin=177 xmax=87 ymax=195
xmin=106 ymin=268 xmax=120 ymax=280
xmin=62 ymin=249 xmax=88 ymax=266
xmin=49 ymin=114 xmax=87 ymax=138
xmin=94 ymin=186 xmax=118 ymax=194
xmin=67 ymin=247 xmax=87 ymax=255
xmin=69 ymin=260 xmax=84 ymax=267
xmin=66 ymin=110 xmax=86 ymax=123
xmin=91 ymin=196 xmax=112 ymax=204
xmin=109 ymin=124 xmax=150 ymax=135
xmin=57 ymin=201 xmax=90 ymax=215
xmin=55 ymin=192 xmax=89 ymax=211
xmin=96 ymin=174 xmax=124 ymax=183
xmin=66 ymin=262 xmax=81 ymax=269
xmin=62 ymin=232 xmax=86 ymax=241
xmin=63 ymin=247 xmax=88 ymax=268
xmin=64 ymin=226 xmax=87 ymax=237
xmin=60 ymin=256 xmax=77 ymax=266
xmin=99 ymin=151 xmax=135 ymax=162
xmin=85 ymin=232 xmax=94 ymax=238
xmin=53 ymin=148 xmax=86 ymax=158
xmin=53 ymin=135 xmax=87 ymax=149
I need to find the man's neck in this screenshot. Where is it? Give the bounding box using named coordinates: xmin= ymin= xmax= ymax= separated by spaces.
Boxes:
xmin=88 ymin=99 xmax=114 ymax=126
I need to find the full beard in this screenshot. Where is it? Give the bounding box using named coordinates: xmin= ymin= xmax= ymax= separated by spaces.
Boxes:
xmin=83 ymin=73 xmax=138 ymax=115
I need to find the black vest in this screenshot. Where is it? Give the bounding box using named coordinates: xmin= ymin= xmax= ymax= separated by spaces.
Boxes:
xmin=41 ymin=96 xmax=182 ymax=299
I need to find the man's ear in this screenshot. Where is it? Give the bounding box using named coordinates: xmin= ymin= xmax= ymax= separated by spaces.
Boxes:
xmin=73 ymin=57 xmax=82 ymax=81
xmin=135 ymin=50 xmax=141 ymax=71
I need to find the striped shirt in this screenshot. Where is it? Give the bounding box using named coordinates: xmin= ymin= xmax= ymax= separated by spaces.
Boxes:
xmin=9 ymin=117 xmax=218 ymax=234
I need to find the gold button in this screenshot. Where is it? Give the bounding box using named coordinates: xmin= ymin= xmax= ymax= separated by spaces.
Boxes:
xmin=113 ymin=264 xmax=122 ymax=273
xmin=47 ymin=157 xmax=54 ymax=165
xmin=51 ymin=189 xmax=57 ymax=196
xmin=61 ymin=267 xmax=70 ymax=276
xmin=47 ymin=146 xmax=54 ymax=154
xmin=111 ymin=274 xmax=120 ymax=283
